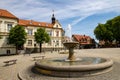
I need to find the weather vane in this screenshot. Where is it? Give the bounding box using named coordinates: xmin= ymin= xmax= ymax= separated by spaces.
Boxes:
xmin=52 ymin=10 xmax=54 ymax=14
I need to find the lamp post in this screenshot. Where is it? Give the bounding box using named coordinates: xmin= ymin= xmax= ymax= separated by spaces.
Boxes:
xmin=53 ymin=40 xmax=55 ymax=51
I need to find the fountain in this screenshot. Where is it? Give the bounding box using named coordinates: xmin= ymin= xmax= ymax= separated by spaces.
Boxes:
xmin=63 ymin=24 xmax=79 ymax=61
xmin=34 ymin=24 xmax=113 ymax=77
xmin=63 ymin=42 xmax=78 ymax=61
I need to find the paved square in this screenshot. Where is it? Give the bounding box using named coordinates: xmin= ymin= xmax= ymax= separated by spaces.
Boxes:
xmin=0 ymin=48 xmax=120 ymax=80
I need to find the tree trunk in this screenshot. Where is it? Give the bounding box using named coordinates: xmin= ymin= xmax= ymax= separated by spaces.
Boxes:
xmin=39 ymin=43 xmax=42 ymax=53
xmin=16 ymin=45 xmax=18 ymax=54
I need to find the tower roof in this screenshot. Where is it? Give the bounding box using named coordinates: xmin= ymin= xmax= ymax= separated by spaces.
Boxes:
xmin=51 ymin=10 xmax=56 ymax=24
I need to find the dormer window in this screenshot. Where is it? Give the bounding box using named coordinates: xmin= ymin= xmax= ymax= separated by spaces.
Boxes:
xmin=30 ymin=20 xmax=32 ymax=24
xmin=84 ymin=39 xmax=87 ymax=42
xmin=80 ymin=38 xmax=83 ymax=42
xmin=46 ymin=24 xmax=48 ymax=26
xmin=56 ymin=25 xmax=58 ymax=28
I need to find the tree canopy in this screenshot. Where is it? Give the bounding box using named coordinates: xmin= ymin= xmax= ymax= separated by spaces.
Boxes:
xmin=8 ymin=25 xmax=27 ymax=54
xmin=34 ymin=28 xmax=50 ymax=53
xmin=94 ymin=16 xmax=120 ymax=45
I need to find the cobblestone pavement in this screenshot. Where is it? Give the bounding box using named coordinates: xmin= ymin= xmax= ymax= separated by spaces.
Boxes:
xmin=0 ymin=48 xmax=120 ymax=80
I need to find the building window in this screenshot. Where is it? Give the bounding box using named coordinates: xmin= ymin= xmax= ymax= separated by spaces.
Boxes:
xmin=56 ymin=40 xmax=59 ymax=46
xmin=7 ymin=24 xmax=12 ymax=32
xmin=56 ymin=31 xmax=59 ymax=37
xmin=28 ymin=29 xmax=33 ymax=35
xmin=28 ymin=40 xmax=32 ymax=46
xmin=47 ymin=30 xmax=52 ymax=36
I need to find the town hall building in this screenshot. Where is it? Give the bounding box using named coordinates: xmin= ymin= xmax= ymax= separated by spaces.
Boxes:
xmin=0 ymin=9 xmax=64 ymax=55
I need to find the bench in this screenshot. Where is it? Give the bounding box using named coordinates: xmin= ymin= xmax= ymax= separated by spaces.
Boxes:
xmin=33 ymin=56 xmax=45 ymax=61
xmin=3 ymin=59 xmax=17 ymax=66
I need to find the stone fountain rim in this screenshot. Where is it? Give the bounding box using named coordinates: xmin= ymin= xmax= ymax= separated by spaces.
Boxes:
xmin=35 ymin=57 xmax=113 ymax=71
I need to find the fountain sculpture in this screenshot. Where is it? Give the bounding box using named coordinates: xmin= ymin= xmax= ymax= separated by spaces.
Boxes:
xmin=63 ymin=42 xmax=78 ymax=61
xmin=34 ymin=24 xmax=113 ymax=77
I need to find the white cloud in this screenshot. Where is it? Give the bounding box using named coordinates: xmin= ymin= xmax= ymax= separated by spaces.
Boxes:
xmin=0 ymin=0 xmax=120 ymax=24
xmin=71 ymin=16 xmax=88 ymax=26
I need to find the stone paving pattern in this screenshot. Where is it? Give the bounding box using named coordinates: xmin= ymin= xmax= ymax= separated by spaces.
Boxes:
xmin=0 ymin=48 xmax=120 ymax=80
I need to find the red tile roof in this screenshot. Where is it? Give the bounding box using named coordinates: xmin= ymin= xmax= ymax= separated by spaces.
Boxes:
xmin=0 ymin=9 xmax=18 ymax=19
xmin=72 ymin=34 xmax=92 ymax=45
xmin=18 ymin=19 xmax=53 ymax=28
xmin=0 ymin=9 xmax=53 ymax=28
xmin=72 ymin=34 xmax=91 ymax=41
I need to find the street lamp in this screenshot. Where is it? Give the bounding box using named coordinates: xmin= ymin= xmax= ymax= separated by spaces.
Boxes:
xmin=53 ymin=40 xmax=55 ymax=51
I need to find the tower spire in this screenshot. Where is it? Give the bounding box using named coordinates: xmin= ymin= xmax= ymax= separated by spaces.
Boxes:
xmin=52 ymin=10 xmax=54 ymax=16
xmin=51 ymin=10 xmax=56 ymax=24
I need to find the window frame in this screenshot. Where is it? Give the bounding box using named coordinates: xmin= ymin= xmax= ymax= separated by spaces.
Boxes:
xmin=27 ymin=29 xmax=33 ymax=35
xmin=7 ymin=23 xmax=12 ymax=32
xmin=27 ymin=40 xmax=32 ymax=46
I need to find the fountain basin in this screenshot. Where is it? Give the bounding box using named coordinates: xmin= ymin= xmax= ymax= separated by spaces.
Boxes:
xmin=63 ymin=42 xmax=78 ymax=48
xmin=34 ymin=57 xmax=113 ymax=77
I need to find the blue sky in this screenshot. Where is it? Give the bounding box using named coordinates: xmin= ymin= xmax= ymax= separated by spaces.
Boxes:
xmin=0 ymin=0 xmax=120 ymax=40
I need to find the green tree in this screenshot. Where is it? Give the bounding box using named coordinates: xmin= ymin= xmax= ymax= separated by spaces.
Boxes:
xmin=112 ymin=16 xmax=120 ymax=44
xmin=94 ymin=16 xmax=120 ymax=46
xmin=8 ymin=25 xmax=27 ymax=54
xmin=94 ymin=23 xmax=106 ymax=40
xmin=104 ymin=23 xmax=113 ymax=42
xmin=34 ymin=28 xmax=50 ymax=53
xmin=94 ymin=23 xmax=113 ymax=45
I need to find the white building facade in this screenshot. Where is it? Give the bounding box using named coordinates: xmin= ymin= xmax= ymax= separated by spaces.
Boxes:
xmin=0 ymin=9 xmax=64 ymax=55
